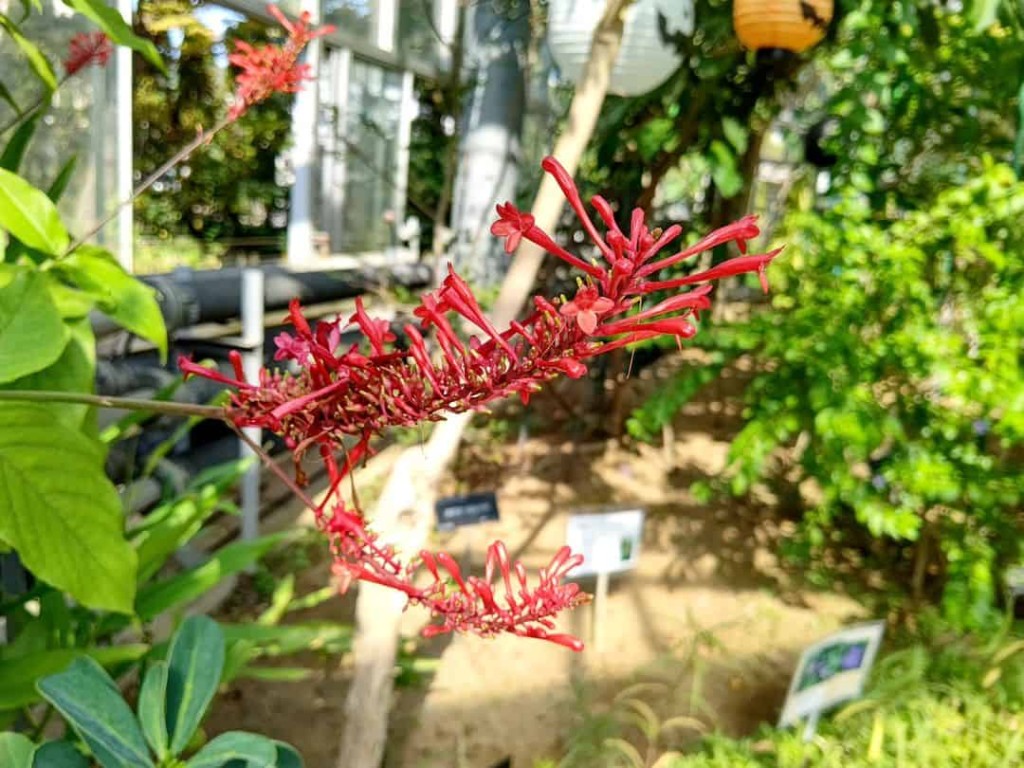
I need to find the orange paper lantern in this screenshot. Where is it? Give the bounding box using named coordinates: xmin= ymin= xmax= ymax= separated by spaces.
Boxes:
xmin=733 ymin=0 xmax=834 ymax=53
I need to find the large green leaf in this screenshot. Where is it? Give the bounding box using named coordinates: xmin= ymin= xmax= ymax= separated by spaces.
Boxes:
xmin=137 ymin=661 xmax=169 ymax=761
xmin=165 ymin=616 xmax=225 ymax=756
xmin=0 ymin=14 xmax=57 ymax=91
xmin=0 ymin=270 xmax=69 ymax=383
xmin=32 ymin=741 xmax=90 ymax=768
xmin=37 ymin=657 xmax=153 ymax=768
xmin=183 ymin=731 xmax=277 ymax=768
xmin=0 ymin=113 xmax=39 ymax=172
xmin=5 ymin=316 xmax=95 ymax=429
xmin=56 ymin=246 xmax=167 ymax=359
xmin=0 ymin=167 xmax=69 ymax=255
xmin=0 ymin=403 xmax=136 ymax=613
xmin=0 ymin=644 xmax=148 ymax=711
xmin=0 ymin=732 xmax=34 ymax=768
xmin=62 ymin=0 xmax=165 ymax=73
xmin=135 ymin=531 xmax=295 ymax=621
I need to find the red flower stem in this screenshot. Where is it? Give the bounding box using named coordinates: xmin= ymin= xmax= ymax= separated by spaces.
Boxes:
xmin=229 ymin=421 xmax=320 ymax=511
xmin=65 ymin=114 xmax=233 ymax=256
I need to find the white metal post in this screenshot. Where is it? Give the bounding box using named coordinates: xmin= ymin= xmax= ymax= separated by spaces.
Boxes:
xmin=392 ymin=70 xmax=415 ymax=254
xmin=286 ymin=0 xmax=323 ymax=267
xmin=240 ymin=268 xmax=265 ymax=545
xmin=116 ymin=0 xmax=134 ymax=271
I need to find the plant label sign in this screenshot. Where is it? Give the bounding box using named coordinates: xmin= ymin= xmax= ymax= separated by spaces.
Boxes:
xmin=566 ymin=508 xmax=645 ymax=577
xmin=778 ymin=621 xmax=886 ymax=729
xmin=435 ymin=491 xmax=500 ymax=531
xmin=1005 ymin=566 xmax=1024 ymax=598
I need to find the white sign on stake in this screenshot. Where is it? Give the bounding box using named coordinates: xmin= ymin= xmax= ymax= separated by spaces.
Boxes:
xmin=566 ymin=508 xmax=645 ymax=652
xmin=565 ymin=508 xmax=645 ymax=578
xmin=779 ymin=621 xmax=886 ymax=736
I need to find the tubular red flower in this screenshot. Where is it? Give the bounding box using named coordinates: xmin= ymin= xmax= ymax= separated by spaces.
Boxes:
xmin=227 ymin=4 xmax=334 ymax=121
xmin=183 ymin=154 xmax=781 ymax=650
xmin=65 ymin=32 xmax=113 ymax=76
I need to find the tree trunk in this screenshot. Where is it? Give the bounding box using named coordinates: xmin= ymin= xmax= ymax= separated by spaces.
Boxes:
xmin=335 ymin=2 xmax=634 ymax=766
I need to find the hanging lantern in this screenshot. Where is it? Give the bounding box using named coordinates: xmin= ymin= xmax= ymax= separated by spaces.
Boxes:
xmin=733 ymin=0 xmax=833 ymax=53
xmin=547 ymin=0 xmax=695 ymax=97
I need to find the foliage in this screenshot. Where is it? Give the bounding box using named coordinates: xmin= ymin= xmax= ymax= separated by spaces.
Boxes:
xmin=2 ymin=12 xmax=345 ymax=764
xmin=672 ymin=623 xmax=1024 ymax=767
xmin=545 ymin=619 xmax=1024 ymax=768
xmin=637 ymin=163 xmax=1024 ymax=628
xmin=133 ymin=0 xmax=293 ymax=244
xmin=816 ymin=1 xmax=1024 ymax=210
xmin=1 ymin=8 xmax=168 ymax=611
xmin=0 ymin=456 xmax=336 ymax=721
xmin=6 ymin=616 xmax=303 ymax=768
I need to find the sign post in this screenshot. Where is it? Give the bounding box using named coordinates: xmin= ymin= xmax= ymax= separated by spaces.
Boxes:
xmin=566 ymin=508 xmax=645 ymax=652
xmin=778 ymin=621 xmax=886 ymax=744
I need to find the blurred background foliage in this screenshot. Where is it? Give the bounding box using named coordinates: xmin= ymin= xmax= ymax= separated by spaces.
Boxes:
xmin=584 ymin=0 xmax=1024 ymax=631
xmin=133 ymin=0 xmax=292 ymax=256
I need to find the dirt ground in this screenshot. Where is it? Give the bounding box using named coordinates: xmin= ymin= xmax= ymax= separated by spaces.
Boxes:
xmin=206 ymin=353 xmax=865 ymax=768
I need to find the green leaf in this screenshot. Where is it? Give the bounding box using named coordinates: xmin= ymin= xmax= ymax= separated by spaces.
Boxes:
xmin=5 ymin=316 xmax=95 ymax=429
xmin=0 ymin=403 xmax=137 ymax=613
xmin=165 ymin=616 xmax=225 ymax=756
xmin=32 ymin=741 xmax=90 ymax=768
xmin=0 ymin=270 xmax=69 ymax=383
xmin=0 ymin=113 xmax=39 ymax=172
xmin=137 ymin=661 xmax=169 ymax=761
xmin=62 ymin=0 xmax=166 ymax=73
xmin=708 ymin=140 xmax=743 ymax=199
xmin=275 ymin=742 xmax=304 ymax=768
xmin=0 ymin=80 xmax=20 ymax=114
xmin=133 ymin=487 xmax=232 ymax=585
xmin=47 ymin=155 xmax=78 ymax=203
xmin=47 ymin=279 xmax=96 ymax=319
xmin=37 ymin=657 xmax=153 ymax=768
xmin=135 ymin=531 xmax=295 ymax=621
xmin=183 ymin=731 xmax=277 ymax=768
xmin=971 ymin=0 xmax=1001 ymax=30
xmin=0 ymin=732 xmax=34 ymax=768
xmin=220 ymin=622 xmax=353 ymax=657
xmin=722 ymin=116 xmax=749 ymax=155
xmin=0 ymin=645 xmax=147 ymax=711
xmin=0 ymin=167 xmax=70 ymax=255
xmin=0 ymin=14 xmax=57 ymax=91
xmin=56 ymin=246 xmax=167 ymax=359
xmin=234 ymin=666 xmax=312 ymax=682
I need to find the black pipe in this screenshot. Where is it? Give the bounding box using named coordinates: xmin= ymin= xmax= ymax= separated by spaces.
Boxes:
xmin=93 ymin=262 xmax=433 ymax=336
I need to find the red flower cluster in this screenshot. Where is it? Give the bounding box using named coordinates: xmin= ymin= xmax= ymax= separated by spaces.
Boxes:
xmin=227 ymin=4 xmax=334 ymax=120
xmin=181 ymin=156 xmax=780 ymax=648
xmin=64 ymin=32 xmax=113 ymax=77
xmin=324 ymin=500 xmax=589 ymax=650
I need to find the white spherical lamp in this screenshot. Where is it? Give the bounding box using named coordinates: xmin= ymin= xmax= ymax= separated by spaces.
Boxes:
xmin=547 ymin=0 xmax=694 ymax=97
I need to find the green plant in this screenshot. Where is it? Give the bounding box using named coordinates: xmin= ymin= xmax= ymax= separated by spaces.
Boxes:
xmin=634 ymin=163 xmax=1024 ymax=628
xmin=671 ymin=623 xmax=1024 ymax=768
xmin=0 ymin=616 xmax=302 ymax=767
xmin=0 ymin=454 xmax=335 ymax=725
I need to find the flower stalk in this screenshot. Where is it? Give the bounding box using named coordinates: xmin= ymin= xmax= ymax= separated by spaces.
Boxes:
xmin=180 ymin=155 xmax=781 ymax=648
